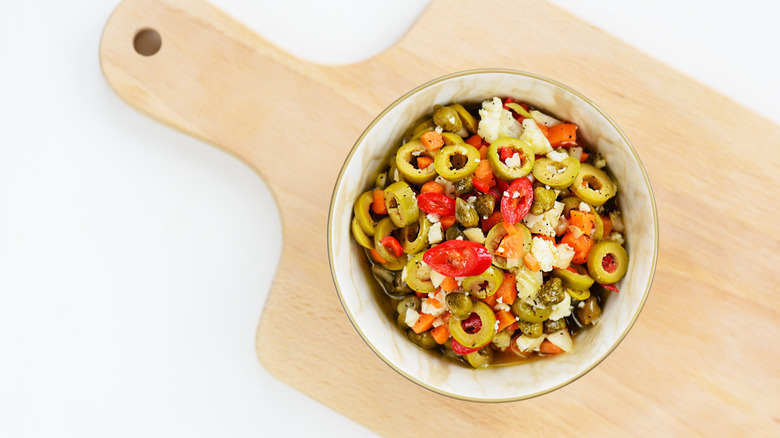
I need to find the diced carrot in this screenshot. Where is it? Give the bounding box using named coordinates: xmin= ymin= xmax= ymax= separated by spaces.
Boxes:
xmin=496 ymin=272 xmax=517 ymax=305
xmin=539 ymin=340 xmax=564 ymax=354
xmin=560 ymin=231 xmax=595 ymax=265
xmin=483 ymin=292 xmax=498 ymax=309
xmin=416 ymin=156 xmax=433 ymax=170
xmin=372 ymin=189 xmax=387 ymax=214
xmin=547 ymin=123 xmax=577 ymax=147
xmin=601 ymin=215 xmax=613 ymax=237
xmin=495 ymin=310 xmax=516 ymax=332
xmin=507 ymin=322 xmax=519 ymax=332
xmin=502 ymin=221 xmax=518 ymax=236
xmin=420 ymin=180 xmax=444 ymax=194
xmin=369 ymin=248 xmax=387 ymax=264
xmin=439 ymin=215 xmax=457 ymax=231
xmin=536 ymin=123 xmax=549 ymax=138
xmin=523 ymin=252 xmax=541 ymax=272
xmin=534 ymin=234 xmax=556 ymax=243
xmin=440 ymin=276 xmax=459 ymax=292
xmin=420 ymin=131 xmax=444 ymax=151
xmin=495 ymin=233 xmax=524 ymax=259
xmin=474 ymin=160 xmax=496 ymax=187
xmin=478 ymin=145 xmax=489 ymax=160
xmin=466 ymin=134 xmax=483 ymax=148
xmin=412 ymin=313 xmax=437 ymax=334
xmin=569 ymin=210 xmax=595 ymax=236
xmin=481 ymin=211 xmax=504 ymax=233
xmin=415 ymin=292 xmax=427 ymax=299
xmin=579 ymin=152 xmax=589 ymax=162
xmin=430 ymin=324 xmax=450 ymax=344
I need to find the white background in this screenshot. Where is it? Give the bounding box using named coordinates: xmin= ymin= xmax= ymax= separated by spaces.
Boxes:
xmin=1 ymin=1 xmax=777 ymax=436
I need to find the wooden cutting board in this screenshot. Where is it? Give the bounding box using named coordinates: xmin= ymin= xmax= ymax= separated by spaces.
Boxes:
xmin=99 ymin=0 xmax=780 ymax=435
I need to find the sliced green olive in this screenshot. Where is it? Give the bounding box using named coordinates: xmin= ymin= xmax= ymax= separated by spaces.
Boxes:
xmin=448 ymin=301 xmax=496 ymax=349
xmin=487 ymin=137 xmax=535 ymax=180
xmin=404 ymin=252 xmax=435 ymax=294
xmin=442 ymin=132 xmax=465 ymax=145
xmin=530 ymin=186 xmax=556 ymax=215
xmin=373 ymin=217 xmax=407 ymax=270
xmin=433 ymin=105 xmax=463 ymax=132
xmin=395 ymin=140 xmax=437 ymax=185
xmin=399 ymin=215 xmax=431 ymax=254
xmin=532 ymin=157 xmax=580 ymax=189
xmin=505 ymin=102 xmax=533 ymax=119
xmin=511 ymin=299 xmax=553 ymax=323
xmin=351 ymin=216 xmax=373 ymax=249
xmin=450 ymin=103 xmax=478 ymax=134
xmin=484 ymin=222 xmax=531 ymax=269
xmin=433 ymin=144 xmax=480 ymax=181
xmin=552 ymin=264 xmax=595 ymax=290
xmin=353 ymin=191 xmax=377 ymax=236
xmin=561 ymin=196 xmax=582 ymax=218
xmin=396 ymin=295 xmax=421 ymax=327
xmin=571 ymin=163 xmax=617 ymax=206
xmin=406 ymin=329 xmax=438 ymax=350
xmin=383 ymin=181 xmax=419 ymax=228
xmin=591 ymin=211 xmax=605 ymax=241
xmin=446 ymin=293 xmax=473 ymax=318
xmin=566 ymin=287 xmax=590 ymax=301
xmin=455 ymin=198 xmax=479 ymax=228
xmin=465 ymin=347 xmax=494 ymax=368
xmin=403 ymin=116 xmax=435 ymax=143
xmin=461 ymin=266 xmax=504 ymax=299
xmin=587 ymin=240 xmax=629 ymax=284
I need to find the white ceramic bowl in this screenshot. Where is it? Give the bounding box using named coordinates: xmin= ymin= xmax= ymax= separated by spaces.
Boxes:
xmin=328 ymin=69 xmax=658 ymax=402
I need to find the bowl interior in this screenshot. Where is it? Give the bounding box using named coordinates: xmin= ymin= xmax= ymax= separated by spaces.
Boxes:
xmin=328 ymin=70 xmax=657 ymax=401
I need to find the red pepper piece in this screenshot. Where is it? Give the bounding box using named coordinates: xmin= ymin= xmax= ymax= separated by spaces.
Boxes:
xmin=461 ymin=312 xmax=482 ymax=334
xmin=423 ymin=240 xmax=492 ymax=277
xmin=499 ymin=146 xmax=513 ymax=162
xmin=451 ymin=338 xmax=480 ymax=355
xmin=602 ymin=253 xmax=617 ymax=273
xmin=417 ymin=192 xmax=455 ymax=216
xmin=600 ymin=283 xmax=620 ymax=293
xmin=500 ymin=177 xmax=534 ymax=225
xmin=380 ymin=236 xmax=403 ymax=258
xmin=472 ymin=175 xmax=490 ymax=193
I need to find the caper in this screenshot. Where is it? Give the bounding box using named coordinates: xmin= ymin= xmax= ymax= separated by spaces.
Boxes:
xmin=454 ymin=177 xmax=474 ymax=196
xmin=445 ymin=224 xmax=465 ymax=241
xmin=465 ymin=347 xmax=493 ymax=368
xmin=577 ymin=296 xmax=602 ymax=325
xmin=433 ymin=105 xmax=463 ymax=132
xmin=517 ymin=320 xmax=543 ymax=338
xmin=406 ymin=329 xmax=438 ymax=350
xmin=396 ymin=296 xmax=421 ymax=327
xmin=446 ymin=293 xmax=472 ymax=318
xmin=530 ymin=186 xmax=556 ymax=215
xmin=544 ymin=318 xmax=567 ymax=334
xmin=474 ymin=193 xmax=496 ymax=218
xmin=512 ymin=300 xmax=553 ymax=323
xmin=537 ymin=277 xmax=565 ymax=306
xmin=455 ymin=198 xmax=479 ymax=228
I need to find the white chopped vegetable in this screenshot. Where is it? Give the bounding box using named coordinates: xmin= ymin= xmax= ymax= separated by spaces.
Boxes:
xmin=610 ymin=211 xmax=625 ymax=233
xmin=429 ymin=269 xmax=446 ymax=288
xmin=515 ymin=265 xmax=543 ymax=300
xmin=515 ymin=334 xmax=546 ymax=353
xmin=529 ymin=109 xmax=562 ymax=127
xmin=504 ymin=153 xmax=522 ymax=168
xmin=401 ymin=266 xmax=408 ymax=282
xmin=463 ymin=227 xmax=486 ymax=244
xmin=569 ymin=146 xmax=583 ymax=162
xmin=578 ymin=202 xmax=591 ymax=212
xmin=553 ymin=243 xmax=575 ymax=269
xmin=434 ymin=175 xmax=455 ymax=196
xmin=404 ymin=308 xmax=420 ymax=328
xmin=531 ymin=236 xmax=558 ymax=272
xmin=548 ymin=292 xmax=572 ymax=320
xmin=605 ymin=232 xmax=625 ymax=245
xmin=428 ymin=222 xmax=443 ymax=245
xmin=519 ymin=118 xmax=552 ymax=154
xmin=477 ymin=97 xmax=523 ymax=143
xmin=426 ymin=213 xmax=441 ymax=223
xmin=421 ymin=296 xmax=446 ymax=317
xmin=523 ymin=200 xmax=564 ymax=236
xmin=594 ymin=153 xmax=607 ymax=169
xmin=546 ymin=329 xmax=573 ymax=352
xmin=546 ymin=149 xmax=568 ymax=162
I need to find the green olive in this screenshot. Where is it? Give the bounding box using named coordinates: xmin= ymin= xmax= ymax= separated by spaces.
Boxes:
xmin=544 ymin=318 xmax=567 ymax=334
xmin=587 ymin=240 xmax=629 ymax=284
xmin=561 ymin=196 xmax=582 ymax=218
xmin=406 ymin=329 xmax=438 ymax=350
xmin=487 ymin=137 xmax=535 ymax=180
xmin=396 ymin=295 xmax=421 ymax=327
xmin=454 ymin=177 xmax=474 ymax=196
xmin=530 ymin=186 xmax=556 ymax=215
xmin=403 ymin=116 xmax=435 ymax=143
xmin=445 ymin=224 xmax=465 ymax=241
xmin=441 ymin=132 xmax=465 ymax=145
xmin=404 ymin=252 xmax=436 ymax=294
xmin=351 ymin=216 xmax=374 ymax=249
xmin=577 ymin=296 xmax=602 ymax=325
xmin=433 ymin=105 xmax=463 ymax=132
xmin=532 ymin=157 xmax=580 ymax=189
xmin=374 ymin=171 xmax=388 ymax=190
xmin=395 ymin=140 xmax=437 ymax=185
xmin=474 ymin=193 xmax=496 ymax=218
xmin=484 ymin=222 xmax=531 ymax=269
xmin=455 ymin=198 xmax=479 ymax=228
xmin=445 ymin=293 xmax=473 ymax=318
xmin=450 ymin=103 xmax=478 ymax=134
xmin=383 ymin=181 xmax=419 ymax=228
xmin=373 ymin=218 xmax=407 ymax=270
xmin=511 ymin=299 xmax=553 ymax=323
xmin=504 ymin=102 xmax=533 ymax=119
xmin=571 ymin=163 xmax=617 ymax=206
xmin=433 ymin=144 xmax=480 ymax=181
xmin=491 ymin=329 xmax=513 ymax=350
xmin=353 ymin=191 xmax=377 ymax=237
xmin=552 ymin=265 xmax=595 ymax=290
xmin=449 ymin=301 xmax=496 ymax=349
xmin=566 ymin=287 xmax=590 ymax=301
xmin=399 ymin=215 xmax=431 ymax=254
xmin=591 ymin=211 xmax=605 ymax=241
xmin=461 ymin=265 xmax=504 ymax=299
xmin=537 ymin=277 xmax=565 ymax=306
xmin=465 ymin=347 xmax=494 ymax=368
xmin=517 ymin=320 xmax=543 ymax=338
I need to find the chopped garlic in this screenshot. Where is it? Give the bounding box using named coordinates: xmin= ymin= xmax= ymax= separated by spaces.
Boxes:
xmin=553 ymin=243 xmax=575 ymax=269
xmin=523 ymin=201 xmax=564 ymax=236
xmin=428 ymin=222 xmax=443 ymax=245
xmin=426 ymin=213 xmax=441 ymax=223
xmin=434 ymin=175 xmax=455 ymax=196
xmin=504 ymin=153 xmax=522 ymax=168
xmin=605 ymin=232 xmax=625 ymax=245
xmin=404 ymin=308 xmax=420 ymax=328
xmin=578 ymin=202 xmax=591 ymax=212
xmin=546 ymin=149 xmax=568 ymax=162
xmin=495 ymin=302 xmax=512 ymax=312
xmin=531 ymin=237 xmax=558 ymax=272
xmin=429 ymin=269 xmax=446 ymax=288
xmin=529 ymin=109 xmax=562 ymax=127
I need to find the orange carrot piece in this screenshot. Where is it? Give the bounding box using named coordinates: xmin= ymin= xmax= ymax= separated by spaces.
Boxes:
xmin=495 ymin=233 xmax=524 ymax=259
xmin=579 ymin=152 xmax=589 ymax=162
xmin=547 ymin=123 xmax=577 ymax=147
xmin=536 ymin=123 xmax=549 ymax=138
xmin=507 ymin=322 xmax=519 ymax=332
xmin=534 ymin=234 xmax=555 ymax=243
xmin=416 ymin=156 xmax=433 ymax=170
xmin=502 ymin=221 xmax=518 ymax=236
xmin=601 ymin=215 xmax=613 ymax=237
xmin=478 ymin=145 xmax=489 ymax=160
xmin=369 ymin=248 xmax=387 ymax=264
xmin=474 ymin=160 xmax=495 ymax=187
xmin=440 ymin=276 xmax=459 ymax=292
xmin=569 ymin=210 xmax=595 ymax=236
xmin=420 ymin=130 xmax=444 ymax=151
xmin=420 ymin=180 xmax=444 ymax=194
xmin=466 ymin=134 xmax=483 ymax=148
xmin=523 ymin=252 xmax=541 ymax=272
xmin=372 ymin=189 xmax=387 ymax=215
xmin=439 ymin=215 xmax=457 ymax=231
xmin=412 ymin=313 xmax=437 ymax=334
xmin=430 ymin=324 xmax=450 ymax=344
xmin=539 ymin=340 xmax=564 ymax=354
xmin=495 ymin=310 xmax=516 ymax=332
xmin=496 ymin=272 xmax=517 ymax=305
xmin=481 ymin=211 xmax=504 ymax=233
xmin=483 ymin=292 xmax=498 ymax=309
xmin=560 ymin=231 xmax=595 ymax=265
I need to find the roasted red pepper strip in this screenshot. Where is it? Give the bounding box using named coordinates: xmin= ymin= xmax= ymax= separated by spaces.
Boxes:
xmin=500 ymin=177 xmax=534 ymax=224
xmin=423 ymin=240 xmax=492 ymax=277
xmin=451 ymin=338 xmax=480 ymax=355
xmin=600 ymin=283 xmax=620 ymax=293
xmin=379 ymin=236 xmax=403 ymax=258
xmin=417 ymin=192 xmax=455 ymax=216
xmin=472 ymin=175 xmax=490 ymax=193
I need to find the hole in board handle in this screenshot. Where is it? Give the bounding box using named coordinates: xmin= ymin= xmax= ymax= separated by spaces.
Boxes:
xmin=133 ymin=28 xmax=161 ymax=56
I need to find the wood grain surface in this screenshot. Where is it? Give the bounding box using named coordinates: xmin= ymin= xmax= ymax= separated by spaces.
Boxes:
xmin=99 ymin=0 xmax=780 ymax=435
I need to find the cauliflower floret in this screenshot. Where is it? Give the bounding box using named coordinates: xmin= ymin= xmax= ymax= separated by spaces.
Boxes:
xmin=531 ymin=236 xmax=558 ymax=272
xmin=548 ymin=290 xmax=572 ymax=320
xmin=477 ymin=97 xmax=523 ymax=143
xmin=553 ymin=243 xmax=575 ymax=269
xmin=462 ymin=227 xmax=485 ymax=244
xmin=523 ymin=201 xmax=564 ymax=236
xmin=519 ymin=118 xmax=552 ymax=154
xmin=529 ymin=109 xmax=562 ymax=128
xmin=515 ymin=265 xmax=543 ymax=300
xmin=404 ymin=308 xmax=420 ymax=328
xmin=515 ymin=334 xmax=546 ymax=353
